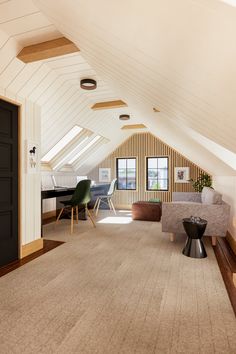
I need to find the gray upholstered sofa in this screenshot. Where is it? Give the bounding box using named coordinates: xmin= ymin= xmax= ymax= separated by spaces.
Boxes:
xmin=162 ymin=187 xmax=230 ymax=245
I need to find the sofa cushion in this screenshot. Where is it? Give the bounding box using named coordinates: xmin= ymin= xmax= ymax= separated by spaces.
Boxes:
xmin=173 ymin=192 xmax=201 ymax=203
xmin=201 ymin=187 xmax=222 ymax=204
xmin=171 ymin=201 xmax=201 ymax=205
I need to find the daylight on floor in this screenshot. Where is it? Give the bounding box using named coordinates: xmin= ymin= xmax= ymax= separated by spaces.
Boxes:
xmin=0 ymin=0 xmax=236 ymax=353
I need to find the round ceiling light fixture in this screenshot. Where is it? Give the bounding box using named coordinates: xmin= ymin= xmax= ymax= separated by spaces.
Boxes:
xmin=80 ymin=78 xmax=97 ymax=90
xmin=119 ymin=114 xmax=130 ymax=121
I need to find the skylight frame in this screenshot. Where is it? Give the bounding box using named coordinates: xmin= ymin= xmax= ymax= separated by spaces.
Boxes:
xmin=69 ymin=135 xmax=101 ymax=164
xmin=53 ymin=136 xmax=90 ymax=170
xmin=41 ymin=125 xmax=83 ymax=162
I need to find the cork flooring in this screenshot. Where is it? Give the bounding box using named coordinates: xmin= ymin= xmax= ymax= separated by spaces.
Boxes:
xmin=0 ymin=210 xmax=235 ymax=353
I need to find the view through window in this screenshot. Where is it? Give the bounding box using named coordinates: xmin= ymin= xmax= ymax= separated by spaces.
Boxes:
xmin=116 ymin=158 xmax=136 ymax=190
xmin=146 ymin=157 xmax=168 ymax=190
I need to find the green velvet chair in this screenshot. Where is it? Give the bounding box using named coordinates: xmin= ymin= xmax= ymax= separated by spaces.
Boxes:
xmin=56 ymin=179 xmax=96 ymax=233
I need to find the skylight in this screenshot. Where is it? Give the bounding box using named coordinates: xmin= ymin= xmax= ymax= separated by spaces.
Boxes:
xmin=69 ymin=135 xmax=101 ymax=164
xmin=41 ymin=125 xmax=83 ymax=162
xmin=53 ymin=136 xmax=89 ymax=170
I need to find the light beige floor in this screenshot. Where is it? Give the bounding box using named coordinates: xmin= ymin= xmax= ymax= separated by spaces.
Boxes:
xmin=0 ymin=210 xmax=235 ymax=354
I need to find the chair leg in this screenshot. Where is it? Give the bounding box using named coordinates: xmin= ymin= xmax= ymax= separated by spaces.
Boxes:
xmin=108 ymin=198 xmax=112 ymax=210
xmin=93 ymin=197 xmax=99 ymax=212
xmin=95 ymin=199 xmax=101 ymax=216
xmin=86 ymin=207 xmax=96 ymax=228
xmin=211 ymin=236 xmax=217 ymax=246
xmin=170 ymin=233 xmax=175 ymax=242
xmin=76 ymin=206 xmax=79 ymax=224
xmin=71 ymin=207 xmax=74 ymax=234
xmin=109 ymin=199 xmax=116 ymax=215
xmin=56 ymin=208 xmax=64 ymax=224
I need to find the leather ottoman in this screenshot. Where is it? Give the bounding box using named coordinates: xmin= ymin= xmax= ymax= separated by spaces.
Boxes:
xmin=132 ymin=201 xmax=162 ymax=221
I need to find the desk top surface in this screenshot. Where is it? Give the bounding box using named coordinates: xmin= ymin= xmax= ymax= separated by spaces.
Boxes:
xmin=42 ymin=187 xmax=74 ymax=192
xmin=41 ymin=187 xmax=75 ymax=199
xmin=41 ymin=184 xmax=109 ymax=199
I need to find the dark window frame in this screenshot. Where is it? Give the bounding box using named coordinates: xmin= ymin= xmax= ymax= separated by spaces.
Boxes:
xmin=146 ymin=156 xmax=169 ymax=191
xmin=116 ymin=157 xmax=137 ymax=190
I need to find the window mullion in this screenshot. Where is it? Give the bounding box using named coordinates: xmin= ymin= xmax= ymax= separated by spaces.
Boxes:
xmin=126 ymin=159 xmax=128 ymax=190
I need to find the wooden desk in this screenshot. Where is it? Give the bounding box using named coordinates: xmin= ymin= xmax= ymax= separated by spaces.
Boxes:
xmin=41 ymin=187 xmax=75 ymax=200
xmin=41 ymin=184 xmax=110 ymax=235
xmin=41 ymin=187 xmax=75 ymax=236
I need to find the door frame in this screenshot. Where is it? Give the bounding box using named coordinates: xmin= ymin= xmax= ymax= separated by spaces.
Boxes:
xmin=0 ymin=95 xmax=22 ymax=259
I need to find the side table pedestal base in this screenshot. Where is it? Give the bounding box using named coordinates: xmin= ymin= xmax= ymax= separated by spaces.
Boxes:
xmin=182 ymin=238 xmax=207 ymax=258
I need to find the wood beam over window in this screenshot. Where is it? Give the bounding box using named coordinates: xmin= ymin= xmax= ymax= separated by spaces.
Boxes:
xmin=17 ymin=37 xmax=80 ymax=63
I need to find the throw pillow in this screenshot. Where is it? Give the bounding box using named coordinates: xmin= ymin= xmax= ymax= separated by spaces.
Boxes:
xmin=149 ymin=198 xmax=161 ymax=203
xmin=201 ymin=187 xmax=222 ymax=204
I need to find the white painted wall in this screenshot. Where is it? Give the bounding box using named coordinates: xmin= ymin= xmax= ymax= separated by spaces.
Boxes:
xmin=42 ymin=199 xmax=56 ymax=214
xmin=213 ymin=176 xmax=236 ymax=239
xmin=0 ymin=88 xmax=41 ymax=246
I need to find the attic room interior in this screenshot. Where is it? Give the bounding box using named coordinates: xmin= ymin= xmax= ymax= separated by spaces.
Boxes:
xmin=0 ymin=0 xmax=236 ymax=353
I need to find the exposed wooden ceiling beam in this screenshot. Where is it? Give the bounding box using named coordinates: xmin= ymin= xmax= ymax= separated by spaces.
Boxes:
xmin=121 ymin=124 xmax=147 ymax=130
xmin=91 ymin=100 xmax=127 ymax=110
xmin=17 ymin=37 xmax=80 ymax=63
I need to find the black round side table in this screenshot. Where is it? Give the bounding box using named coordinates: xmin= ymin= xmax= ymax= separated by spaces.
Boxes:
xmin=182 ymin=217 xmax=207 ymax=258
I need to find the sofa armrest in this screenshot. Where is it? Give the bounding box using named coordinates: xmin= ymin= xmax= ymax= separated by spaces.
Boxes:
xmin=162 ymin=201 xmax=230 ymax=237
xmin=173 ymin=192 xmax=201 ymax=203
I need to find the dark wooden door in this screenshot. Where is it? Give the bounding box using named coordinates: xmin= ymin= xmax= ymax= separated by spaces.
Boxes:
xmin=0 ymin=99 xmax=18 ymax=267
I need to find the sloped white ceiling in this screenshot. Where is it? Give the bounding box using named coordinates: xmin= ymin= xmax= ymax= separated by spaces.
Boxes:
xmin=221 ymin=0 xmax=236 ymax=7
xmin=0 ymin=0 xmax=235 ymax=175
xmin=0 ymin=0 xmax=138 ymax=174
xmin=33 ymin=0 xmax=236 ymax=175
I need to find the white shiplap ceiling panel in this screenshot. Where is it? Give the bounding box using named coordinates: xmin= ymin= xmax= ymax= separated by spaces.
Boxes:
xmin=17 ymin=64 xmax=51 ymax=97
xmin=0 ymin=0 xmax=235 ymax=175
xmin=0 ymin=57 xmax=24 ymax=87
xmin=28 ymin=69 xmax=58 ymax=101
xmin=6 ymin=61 xmax=41 ymax=92
xmin=0 ymin=0 xmax=38 ymax=23
xmin=15 ymin=26 xmax=61 ymax=47
xmin=0 ymin=12 xmax=51 ymax=36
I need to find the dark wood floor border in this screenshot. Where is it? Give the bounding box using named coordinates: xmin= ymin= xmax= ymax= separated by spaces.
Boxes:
xmin=0 ymin=239 xmax=64 ymax=278
xmin=43 ymin=216 xmax=56 ymax=225
xmin=213 ymin=237 xmax=236 ymax=317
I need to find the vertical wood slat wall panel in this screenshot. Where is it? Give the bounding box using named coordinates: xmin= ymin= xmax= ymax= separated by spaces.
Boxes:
xmin=88 ymin=132 xmax=207 ymax=208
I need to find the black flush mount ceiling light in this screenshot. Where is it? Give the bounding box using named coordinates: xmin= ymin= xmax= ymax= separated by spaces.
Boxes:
xmin=119 ymin=114 xmax=130 ymax=121
xmin=80 ymin=78 xmax=97 ymax=90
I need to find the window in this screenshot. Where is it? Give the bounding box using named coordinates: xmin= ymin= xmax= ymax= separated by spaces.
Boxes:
xmin=53 ymin=136 xmax=89 ymax=170
xmin=68 ymin=135 xmax=101 ymax=164
xmin=116 ymin=158 xmax=136 ymax=190
xmin=146 ymin=157 xmax=168 ymax=191
xmin=41 ymin=125 xmax=83 ymax=162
